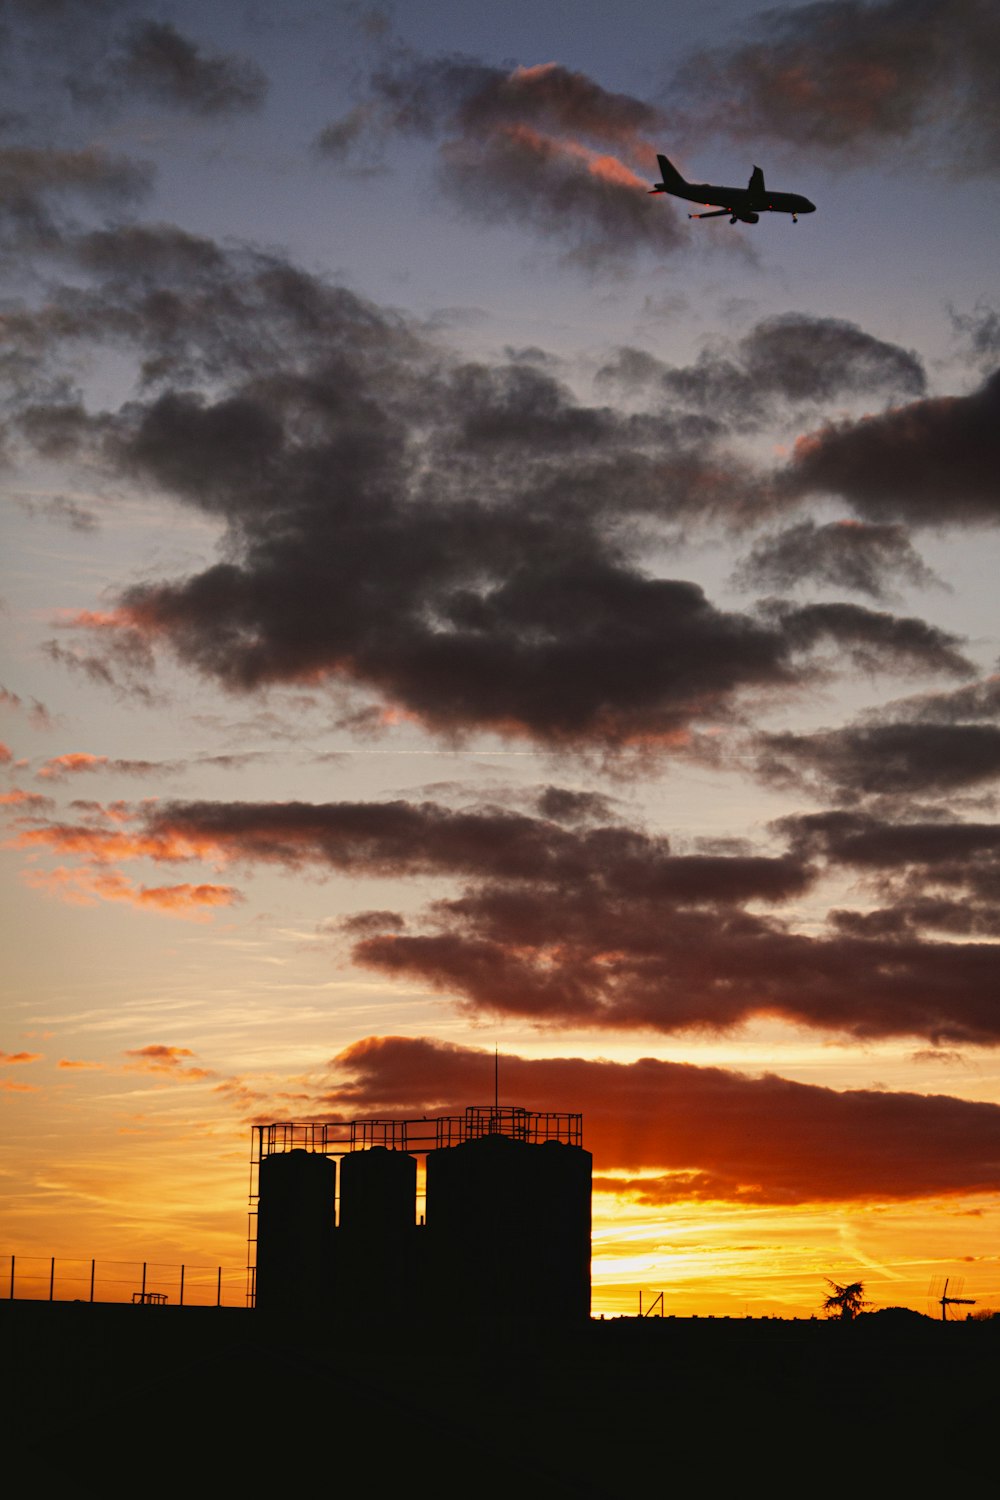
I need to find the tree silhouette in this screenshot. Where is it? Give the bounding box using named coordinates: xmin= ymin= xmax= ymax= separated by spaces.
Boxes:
xmin=823 ymin=1279 xmax=868 ymax=1321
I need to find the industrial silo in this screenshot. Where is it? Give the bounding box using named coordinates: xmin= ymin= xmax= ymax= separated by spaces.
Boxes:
xmin=339 ymin=1145 xmax=416 ymax=1235
xmin=337 ymin=1146 xmax=419 ymax=1324
xmin=255 ymin=1148 xmax=336 ymax=1314
xmin=425 ymin=1132 xmax=592 ymax=1329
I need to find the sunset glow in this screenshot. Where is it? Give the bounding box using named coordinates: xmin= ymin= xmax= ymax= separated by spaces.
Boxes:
xmin=3 ymin=0 xmax=1000 ymax=1320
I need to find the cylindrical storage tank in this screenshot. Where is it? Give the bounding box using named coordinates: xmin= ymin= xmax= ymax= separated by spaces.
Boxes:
xmin=426 ymin=1134 xmax=592 ymax=1329
xmin=337 ymin=1147 xmax=419 ymax=1325
xmin=255 ymin=1148 xmax=336 ymax=1315
xmin=339 ymin=1147 xmax=416 ymax=1237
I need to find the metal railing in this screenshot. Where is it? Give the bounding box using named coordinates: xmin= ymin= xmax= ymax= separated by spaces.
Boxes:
xmin=253 ymin=1106 xmax=582 ymax=1166
xmin=1 ymin=1254 xmax=246 ymax=1307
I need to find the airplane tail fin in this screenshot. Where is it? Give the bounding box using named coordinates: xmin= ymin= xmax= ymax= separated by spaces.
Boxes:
xmin=655 ymin=154 xmax=689 ymax=192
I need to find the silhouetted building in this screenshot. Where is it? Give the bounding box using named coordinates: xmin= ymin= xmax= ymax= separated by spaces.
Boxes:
xmin=255 ymin=1148 xmax=336 ymax=1315
xmin=251 ymin=1107 xmax=591 ymax=1329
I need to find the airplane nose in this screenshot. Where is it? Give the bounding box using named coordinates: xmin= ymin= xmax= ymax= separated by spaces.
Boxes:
xmin=803 ymin=200 xmax=816 ymax=212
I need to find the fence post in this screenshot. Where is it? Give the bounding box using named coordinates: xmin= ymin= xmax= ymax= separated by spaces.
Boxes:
xmin=49 ymin=1257 xmax=55 ymax=1301
xmin=216 ymin=1266 xmax=222 ymax=1307
xmin=179 ymin=1264 xmax=185 ymax=1307
xmin=141 ymin=1261 xmax=147 ymax=1298
xmin=90 ymin=1259 xmax=95 ymax=1303
xmin=9 ymin=1255 xmax=14 ymax=1300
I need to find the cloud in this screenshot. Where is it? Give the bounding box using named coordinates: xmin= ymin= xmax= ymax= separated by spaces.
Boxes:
xmin=876 ymin=674 xmax=1000 ymax=724
xmin=35 ymin=752 xmax=108 ymax=780
xmin=731 ymin=520 xmax=940 ymax=600
xmin=0 ymin=143 xmax=149 ymax=253
xmin=319 ymin=1035 xmax=1000 ymax=1205
xmin=0 ymin=788 xmax=55 ymax=809
xmin=2 ymin=5 xmax=266 ymax=121
xmin=13 ymin=791 xmax=990 ymax=1046
xmin=1 ymin=209 xmax=983 ymax=751
xmin=123 ymin=1042 xmax=214 ymax=1079
xmin=675 ymin=0 xmax=1000 ymax=174
xmin=34 ymin=751 xmax=172 ymax=781
xmin=598 ymin=315 xmax=926 ymax=429
xmin=757 ymin=722 xmax=1000 ymax=798
xmin=786 ymin=369 xmax=1000 ymax=526
xmin=318 ymin=54 xmax=685 ymax=267
xmin=22 ymin=864 xmax=241 ymax=918
xmin=777 ymin=809 xmax=1000 ymax=936
xmin=0 ymin=688 xmax=53 ymax=729
xmin=102 ymin=20 xmax=267 ymax=116
xmin=760 ymin=600 xmax=971 ymax=678
xmin=6 ymin=232 xmax=967 ymax=749
xmin=950 ymin=300 xmax=1000 ymax=371
xmin=41 ymin=611 xmax=158 ymax=700
xmin=434 ymin=121 xmax=686 ymax=270
xmin=15 ymin=492 xmax=99 ymax=531
xmin=0 ymin=1049 xmax=41 ymax=1064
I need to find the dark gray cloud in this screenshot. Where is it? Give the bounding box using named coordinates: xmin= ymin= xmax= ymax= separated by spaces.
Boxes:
xmin=22 ymin=792 xmax=992 ymax=1046
xmin=0 ymin=143 xmax=149 ymax=253
xmin=732 ymin=520 xmax=939 ymax=600
xmin=434 ymin=122 xmax=686 ymax=270
xmin=104 ymin=20 xmax=267 ymax=115
xmin=598 ymin=315 xmax=926 ymax=429
xmin=779 ymin=809 xmax=1000 ymax=937
xmin=780 ymin=807 xmax=1000 ymax=880
xmin=874 ymin=674 xmax=1000 ymax=724
xmin=675 ymin=0 xmax=1000 ymax=174
xmin=785 ymin=369 xmax=1000 ymax=525
xmin=318 ymin=53 xmax=685 ymax=268
xmin=3 ymin=223 xmax=977 ymax=749
xmin=950 ymin=301 xmax=1000 ymax=372
xmin=1 ymin=4 xmax=266 ymax=120
xmin=757 ymin=722 xmax=1000 ymax=799
xmin=761 ymin=600 xmax=971 ymax=678
xmin=321 ymin=53 xmax=666 ymax=160
xmin=15 ymin=492 xmax=99 ymax=531
xmin=534 ymin=786 xmax=617 ymax=825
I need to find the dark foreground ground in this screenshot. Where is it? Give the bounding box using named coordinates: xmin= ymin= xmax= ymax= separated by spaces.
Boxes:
xmin=3 ymin=1299 xmax=996 ymax=1493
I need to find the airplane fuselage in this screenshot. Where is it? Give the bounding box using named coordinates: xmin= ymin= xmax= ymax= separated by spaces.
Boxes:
xmin=675 ymin=180 xmax=815 ymax=219
xmin=649 ymin=155 xmax=815 ymax=224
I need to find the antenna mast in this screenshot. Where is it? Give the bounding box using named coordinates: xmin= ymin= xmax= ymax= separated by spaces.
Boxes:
xmin=938 ymin=1276 xmax=976 ymax=1321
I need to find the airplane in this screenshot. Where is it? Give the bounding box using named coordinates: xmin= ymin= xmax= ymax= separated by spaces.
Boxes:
xmin=649 ymin=154 xmax=815 ymax=224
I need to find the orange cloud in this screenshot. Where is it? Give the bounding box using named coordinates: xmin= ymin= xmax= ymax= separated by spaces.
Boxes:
xmin=35 ymin=753 xmax=168 ymax=782
xmin=501 ymin=122 xmax=649 ymax=191
xmin=22 ymin=863 xmax=240 ymax=918
xmin=0 ymin=741 xmax=12 ymax=764
xmin=13 ymin=822 xmax=224 ymax=863
xmin=58 ymin=1058 xmax=104 ymax=1070
xmin=124 ymin=1044 xmax=215 ymax=1080
xmin=0 ymin=1050 xmax=42 ymax=1064
xmin=318 ymin=1035 xmax=1000 ymax=1207
xmin=0 ymin=788 xmax=56 ymax=808
xmin=36 ymin=752 xmax=109 ymax=780
xmin=57 ymin=608 xmax=138 ymax=631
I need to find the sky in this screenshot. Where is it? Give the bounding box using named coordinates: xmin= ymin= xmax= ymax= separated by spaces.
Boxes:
xmin=2 ymin=0 xmax=1000 ymax=1318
